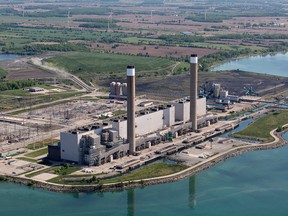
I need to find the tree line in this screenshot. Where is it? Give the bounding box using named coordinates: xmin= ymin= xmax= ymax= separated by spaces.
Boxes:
xmin=0 ymin=80 xmax=38 ymax=91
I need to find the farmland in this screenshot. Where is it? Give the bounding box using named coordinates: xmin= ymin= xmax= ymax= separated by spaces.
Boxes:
xmin=0 ymin=0 xmax=286 ymax=101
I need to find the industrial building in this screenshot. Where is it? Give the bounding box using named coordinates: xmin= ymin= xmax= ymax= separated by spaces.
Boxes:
xmin=29 ymin=87 xmax=44 ymax=93
xmin=111 ymin=104 xmax=175 ymax=139
xmin=219 ymin=90 xmax=240 ymax=103
xmin=169 ymin=97 xmax=207 ymax=123
xmin=51 ymin=53 xmax=219 ymax=166
xmin=57 ymin=123 xmax=131 ymax=165
xmin=203 ymin=82 xmax=221 ymax=98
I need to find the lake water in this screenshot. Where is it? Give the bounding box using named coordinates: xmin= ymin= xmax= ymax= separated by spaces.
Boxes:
xmin=213 ymin=52 xmax=288 ymax=77
xmin=0 ymin=54 xmax=20 ymax=61
xmin=1 ymin=133 xmax=288 ymax=216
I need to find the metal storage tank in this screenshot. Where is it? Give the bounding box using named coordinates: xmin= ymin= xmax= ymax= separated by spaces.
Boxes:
xmin=213 ymin=84 xmax=221 ymax=98
xmin=110 ymin=82 xmax=116 ymax=95
xmin=122 ymin=83 xmax=127 ymax=96
xmin=115 ymin=82 xmax=122 ymax=96
xmin=109 ymin=129 xmax=118 ymax=142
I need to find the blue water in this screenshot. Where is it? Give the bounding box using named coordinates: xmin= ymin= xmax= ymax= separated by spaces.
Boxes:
xmin=221 ymin=110 xmax=272 ymax=139
xmin=1 ymin=133 xmax=288 ymax=216
xmin=220 ymin=117 xmax=255 ymax=138
xmin=0 ymin=54 xmax=20 ymax=61
xmin=213 ymin=52 xmax=288 ymax=77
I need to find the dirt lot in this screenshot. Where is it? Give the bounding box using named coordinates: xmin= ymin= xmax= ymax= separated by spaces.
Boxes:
xmin=101 ymin=70 xmax=288 ymax=100
xmin=0 ymin=55 xmax=59 ymax=80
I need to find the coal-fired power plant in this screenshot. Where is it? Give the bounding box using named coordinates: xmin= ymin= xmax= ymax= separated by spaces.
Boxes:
xmin=127 ymin=65 xmax=136 ymax=155
xmin=190 ymin=54 xmax=198 ymax=131
xmin=54 ymin=53 xmax=218 ymax=167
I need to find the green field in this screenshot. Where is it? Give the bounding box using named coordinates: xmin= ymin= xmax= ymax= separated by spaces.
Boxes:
xmin=0 ymin=23 xmax=132 ymax=54
xmin=44 ymin=52 xmax=176 ymax=79
xmin=26 ymin=139 xmax=59 ymax=150
xmin=192 ymin=42 xmax=266 ymax=51
xmin=101 ymin=162 xmax=188 ymax=184
xmin=24 ymin=148 xmax=48 ymax=158
xmin=47 ymin=162 xmax=188 ymax=185
xmin=121 ymin=37 xmax=165 ymax=45
xmin=234 ymin=111 xmax=288 ymax=141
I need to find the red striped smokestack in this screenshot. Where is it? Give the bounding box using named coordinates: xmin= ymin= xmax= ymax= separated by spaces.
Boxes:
xmin=127 ymin=65 xmax=136 ymax=155
xmin=190 ymin=54 xmax=198 ymax=131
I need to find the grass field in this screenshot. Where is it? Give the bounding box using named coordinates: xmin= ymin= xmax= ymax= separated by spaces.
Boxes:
xmin=101 ymin=162 xmax=188 ymax=184
xmin=234 ymin=111 xmax=288 ymax=141
xmin=44 ymin=52 xmax=176 ymax=79
xmin=24 ymin=148 xmax=48 ymax=158
xmin=26 ymin=139 xmax=59 ymax=150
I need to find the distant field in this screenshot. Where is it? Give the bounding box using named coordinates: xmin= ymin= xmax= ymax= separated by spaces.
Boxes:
xmin=192 ymin=42 xmax=267 ymax=51
xmin=234 ymin=111 xmax=288 ymax=141
xmin=92 ymin=43 xmax=219 ymax=59
xmin=44 ymin=52 xmax=176 ymax=79
xmin=121 ymin=37 xmax=165 ymax=45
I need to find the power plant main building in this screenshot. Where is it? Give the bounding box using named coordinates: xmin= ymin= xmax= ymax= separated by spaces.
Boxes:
xmin=51 ymin=54 xmax=217 ymax=166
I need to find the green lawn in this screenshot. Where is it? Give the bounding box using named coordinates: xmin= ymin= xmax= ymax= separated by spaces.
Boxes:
xmin=101 ymin=162 xmax=188 ymax=184
xmin=234 ymin=110 xmax=288 ymax=141
xmin=24 ymin=148 xmax=48 ymax=158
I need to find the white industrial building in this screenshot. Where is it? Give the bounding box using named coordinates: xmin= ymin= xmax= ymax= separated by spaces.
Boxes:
xmin=60 ymin=124 xmax=111 ymax=163
xmin=169 ymin=97 xmax=207 ymax=123
xmin=111 ymin=104 xmax=175 ymax=139
xmin=219 ymin=90 xmax=240 ymax=103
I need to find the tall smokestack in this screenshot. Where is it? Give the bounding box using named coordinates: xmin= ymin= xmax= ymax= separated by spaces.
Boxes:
xmin=127 ymin=65 xmax=136 ymax=155
xmin=190 ymin=54 xmax=198 ymax=131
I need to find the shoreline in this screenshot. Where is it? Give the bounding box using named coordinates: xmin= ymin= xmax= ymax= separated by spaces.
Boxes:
xmin=0 ymin=128 xmax=287 ymax=193
xmin=209 ymin=51 xmax=288 ymax=73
